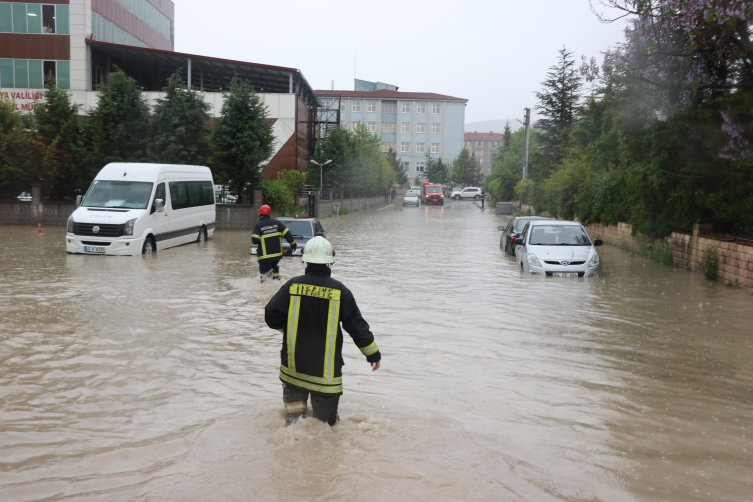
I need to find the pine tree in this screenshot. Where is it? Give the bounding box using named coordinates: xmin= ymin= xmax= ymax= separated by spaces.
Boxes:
xmin=149 ymin=70 xmax=212 ymax=165
xmin=425 ymin=154 xmax=450 ymax=184
xmin=534 ymin=46 xmax=582 ymax=179
xmin=385 ymin=147 xmax=408 ymax=186
xmin=213 ymin=77 xmax=275 ymax=203
xmin=453 ymin=148 xmax=483 ymax=187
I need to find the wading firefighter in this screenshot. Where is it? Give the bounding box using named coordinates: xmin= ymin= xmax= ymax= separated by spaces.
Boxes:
xmin=264 ymin=236 xmax=382 ymax=425
xmin=251 ymin=204 xmax=296 ymax=282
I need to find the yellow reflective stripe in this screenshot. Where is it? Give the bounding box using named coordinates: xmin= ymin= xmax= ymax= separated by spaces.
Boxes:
xmin=324 ymin=299 xmax=340 ymax=379
xmin=359 ymin=341 xmax=379 ymax=356
xmin=251 ymin=233 xmax=261 ymax=239
xmin=280 ymin=365 xmax=342 ymax=386
xmin=280 ymin=372 xmax=343 ymax=394
xmin=259 ymin=251 xmax=283 ymax=259
xmin=285 ymin=402 xmax=306 ymax=412
xmin=259 ymin=233 xmax=283 ymax=258
xmin=287 ymin=296 xmax=300 ymax=371
xmin=289 ymin=283 xmax=341 ymax=301
xmin=282 ymin=227 xmax=289 ymax=235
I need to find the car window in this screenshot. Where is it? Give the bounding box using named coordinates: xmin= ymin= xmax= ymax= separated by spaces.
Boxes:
xmin=284 ymin=221 xmax=314 ymax=238
xmin=506 ymin=220 xmax=514 ymax=233
xmin=529 ymin=225 xmax=591 ymax=246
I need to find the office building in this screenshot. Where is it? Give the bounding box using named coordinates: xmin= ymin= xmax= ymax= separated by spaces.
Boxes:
xmin=0 ymin=0 xmax=318 ymax=176
xmin=316 ymin=82 xmax=467 ymax=183
xmin=464 ymin=131 xmax=504 ymax=176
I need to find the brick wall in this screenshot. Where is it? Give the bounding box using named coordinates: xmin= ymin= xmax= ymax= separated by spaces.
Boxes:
xmin=585 ymin=221 xmax=753 ymax=288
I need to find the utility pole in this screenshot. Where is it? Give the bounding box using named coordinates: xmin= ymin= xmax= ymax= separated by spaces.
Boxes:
xmin=522 ymin=107 xmax=530 ymax=179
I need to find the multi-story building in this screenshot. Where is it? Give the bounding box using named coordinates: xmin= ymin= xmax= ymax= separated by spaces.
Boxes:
xmin=0 ymin=0 xmax=318 ymax=176
xmin=464 ymin=131 xmax=504 ymax=176
xmin=316 ymin=84 xmax=467 ymax=183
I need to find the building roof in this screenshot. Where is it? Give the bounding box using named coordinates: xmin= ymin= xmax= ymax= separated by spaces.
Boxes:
xmin=315 ymin=89 xmax=467 ymax=102
xmin=86 ymin=40 xmax=319 ymax=107
xmin=465 ymin=131 xmax=504 ymax=141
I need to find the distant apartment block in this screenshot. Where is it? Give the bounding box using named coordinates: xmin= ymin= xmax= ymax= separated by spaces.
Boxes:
xmin=464 ymin=131 xmax=504 ymax=176
xmin=316 ymin=81 xmax=467 ymax=182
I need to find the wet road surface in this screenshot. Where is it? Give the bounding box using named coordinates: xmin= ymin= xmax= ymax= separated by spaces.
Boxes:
xmin=1 ymin=198 xmax=752 ymax=501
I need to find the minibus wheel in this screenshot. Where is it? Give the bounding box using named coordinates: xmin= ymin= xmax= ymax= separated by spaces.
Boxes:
xmin=142 ymin=236 xmax=156 ymax=254
xmin=197 ymin=226 xmax=207 ymax=243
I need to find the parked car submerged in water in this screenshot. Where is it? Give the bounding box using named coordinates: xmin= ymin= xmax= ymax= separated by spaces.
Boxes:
xmin=403 ymin=193 xmax=420 ymax=207
xmin=498 ymin=216 xmax=554 ymax=255
xmin=515 ymin=220 xmax=603 ymax=277
xmin=250 ymin=217 xmax=326 ymax=257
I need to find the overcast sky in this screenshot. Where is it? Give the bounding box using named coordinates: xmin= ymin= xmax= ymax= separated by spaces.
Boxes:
xmin=173 ymin=0 xmax=627 ymax=127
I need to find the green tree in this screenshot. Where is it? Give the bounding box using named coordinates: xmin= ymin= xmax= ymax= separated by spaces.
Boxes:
xmin=485 ymin=127 xmax=532 ymax=202
xmin=149 ymin=70 xmax=212 ymax=165
xmin=82 ymin=67 xmax=151 ymax=177
xmin=453 ymin=148 xmax=483 ymax=186
xmin=534 ymin=46 xmax=582 ymax=180
xmin=385 ymin=147 xmax=408 ymax=186
xmin=425 ymin=155 xmax=450 ymax=184
xmin=262 ymin=169 xmax=306 ymax=215
xmin=213 ymin=76 xmax=275 ymax=203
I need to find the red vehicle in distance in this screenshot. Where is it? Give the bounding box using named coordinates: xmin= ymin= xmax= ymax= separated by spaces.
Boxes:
xmin=420 ymin=182 xmax=444 ymax=206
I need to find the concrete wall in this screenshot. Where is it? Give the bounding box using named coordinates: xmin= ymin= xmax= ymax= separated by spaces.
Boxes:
xmin=585 ymin=221 xmax=753 ymax=288
xmin=0 ymin=201 xmax=77 ymax=226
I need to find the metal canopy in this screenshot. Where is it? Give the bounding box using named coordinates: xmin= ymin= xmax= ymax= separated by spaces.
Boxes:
xmin=86 ymin=40 xmax=319 ymax=108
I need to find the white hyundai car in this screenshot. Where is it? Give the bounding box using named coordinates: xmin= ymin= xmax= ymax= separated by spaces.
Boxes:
xmin=515 ymin=220 xmax=603 ymax=277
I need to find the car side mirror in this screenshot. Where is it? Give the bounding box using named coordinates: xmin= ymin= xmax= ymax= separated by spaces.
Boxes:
xmin=497 ymin=226 xmax=506 ymax=231
xmin=75 ymin=195 xmax=83 ymax=207
xmin=593 ymin=239 xmax=603 ymax=246
xmin=155 ymin=199 xmax=164 ymax=212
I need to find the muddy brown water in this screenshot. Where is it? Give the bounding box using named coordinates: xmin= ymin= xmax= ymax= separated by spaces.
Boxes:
xmin=1 ymin=200 xmax=752 ymax=501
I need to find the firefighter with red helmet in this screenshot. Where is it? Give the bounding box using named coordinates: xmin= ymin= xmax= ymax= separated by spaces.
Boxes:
xmin=251 ymin=205 xmax=296 ymax=282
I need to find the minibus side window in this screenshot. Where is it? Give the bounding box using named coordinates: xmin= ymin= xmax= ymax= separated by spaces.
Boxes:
xmin=169 ymin=181 xmax=188 ymax=210
xmin=201 ymin=181 xmax=214 ymax=205
xmin=187 ymin=181 xmax=203 ymax=207
xmin=151 ymin=183 xmax=165 ymax=214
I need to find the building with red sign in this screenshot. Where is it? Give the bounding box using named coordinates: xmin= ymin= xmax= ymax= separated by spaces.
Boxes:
xmin=0 ymin=0 xmax=319 ymax=175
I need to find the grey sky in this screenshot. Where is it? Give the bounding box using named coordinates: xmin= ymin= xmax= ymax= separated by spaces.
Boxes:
xmin=174 ymin=0 xmax=627 ymax=127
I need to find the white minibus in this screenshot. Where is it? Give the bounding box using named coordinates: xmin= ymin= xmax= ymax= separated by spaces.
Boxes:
xmin=66 ymin=163 xmax=216 ymax=256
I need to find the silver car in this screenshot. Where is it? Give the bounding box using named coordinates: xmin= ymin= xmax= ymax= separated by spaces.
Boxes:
xmin=515 ymin=220 xmax=603 ymax=277
xmin=403 ymin=193 xmax=420 ymax=207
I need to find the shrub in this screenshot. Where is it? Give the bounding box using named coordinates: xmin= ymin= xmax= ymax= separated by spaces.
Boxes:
xmin=699 ymin=247 xmax=719 ymax=281
xmin=648 ymin=242 xmax=674 ymax=266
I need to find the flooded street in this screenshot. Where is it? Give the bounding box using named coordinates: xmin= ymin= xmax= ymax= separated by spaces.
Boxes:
xmin=1 ymin=200 xmax=752 ymax=501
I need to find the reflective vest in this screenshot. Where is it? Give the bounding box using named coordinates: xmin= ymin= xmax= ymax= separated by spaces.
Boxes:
xmin=251 ymin=216 xmax=295 ymax=261
xmin=264 ymin=269 xmax=381 ymax=394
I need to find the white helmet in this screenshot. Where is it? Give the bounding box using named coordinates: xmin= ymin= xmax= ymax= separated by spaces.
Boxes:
xmin=301 ymin=236 xmax=335 ymax=264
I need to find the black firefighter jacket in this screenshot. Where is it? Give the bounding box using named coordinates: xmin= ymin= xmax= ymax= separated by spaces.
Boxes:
xmin=251 ymin=215 xmax=296 ymax=261
xmin=264 ymin=266 xmax=381 ymax=395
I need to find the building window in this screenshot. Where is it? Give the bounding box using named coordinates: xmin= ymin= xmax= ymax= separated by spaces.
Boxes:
xmin=464 ymin=141 xmax=471 ymax=148
xmin=432 ymin=103 xmax=442 ymax=114
xmin=489 ymin=149 xmax=496 ymax=156
xmin=367 ymin=121 xmax=377 ymax=133
xmin=340 ymin=121 xmax=348 ymax=130
xmin=381 ymin=122 xmax=396 ymax=133
xmin=416 ymin=143 xmax=425 ymax=153
xmin=431 ymin=143 xmax=440 ymax=154
xmin=416 ymin=102 xmax=426 ymax=113
xmin=404 ymin=161 xmax=410 ymax=171
xmin=352 ymin=101 xmax=361 ymax=112
xmin=476 ymin=141 xmax=483 ymax=147
xmin=475 ymin=150 xmax=484 ymax=157
xmin=352 ymin=121 xmax=363 ymax=131
xmin=340 ymin=101 xmax=347 ymax=112
xmin=367 ymin=101 xmax=377 ymax=113
xmin=92 ymin=11 xmax=148 ymax=48
xmin=381 ymin=142 xmax=396 ymax=152
xmin=401 ymin=142 xmax=410 ymax=153
xmin=0 ymin=58 xmax=70 ymax=89
xmin=401 ymin=102 xmax=411 ymax=113
xmin=401 ymin=122 xmax=410 ymax=133
xmin=0 ymin=3 xmax=70 ymax=35
xmin=490 ymin=141 xmax=497 ymax=147
xmin=416 ymin=123 xmax=426 ymax=134
xmin=382 ymin=102 xmax=397 ymax=113
xmin=431 ymin=123 xmax=441 ymax=134
xmin=416 ymin=162 xmax=425 ymax=172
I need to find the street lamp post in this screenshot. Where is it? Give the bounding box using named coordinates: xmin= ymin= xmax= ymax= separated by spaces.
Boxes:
xmin=310 ymin=159 xmax=332 ymax=190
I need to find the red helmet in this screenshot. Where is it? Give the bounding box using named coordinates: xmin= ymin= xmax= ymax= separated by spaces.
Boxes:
xmin=259 ymin=205 xmax=271 ymax=216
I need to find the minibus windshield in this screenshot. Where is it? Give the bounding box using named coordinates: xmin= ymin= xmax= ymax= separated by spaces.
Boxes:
xmin=82 ymin=180 xmax=154 ymax=209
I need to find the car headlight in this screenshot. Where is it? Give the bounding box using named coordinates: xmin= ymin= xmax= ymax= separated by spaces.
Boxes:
xmin=67 ymin=216 xmax=74 ymax=233
xmin=589 ymin=251 xmax=600 ymax=268
xmin=527 ymin=251 xmax=541 ymax=267
xmin=124 ymin=218 xmax=137 ymax=236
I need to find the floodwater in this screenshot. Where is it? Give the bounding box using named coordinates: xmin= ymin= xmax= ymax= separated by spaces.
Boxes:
xmin=1 ymin=199 xmax=752 ymax=502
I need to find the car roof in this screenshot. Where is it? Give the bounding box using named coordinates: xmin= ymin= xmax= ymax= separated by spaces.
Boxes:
xmin=529 ymin=219 xmax=581 ymax=226
xmin=513 ymin=216 xmax=553 ymax=221
xmin=277 ymin=217 xmax=317 ymax=222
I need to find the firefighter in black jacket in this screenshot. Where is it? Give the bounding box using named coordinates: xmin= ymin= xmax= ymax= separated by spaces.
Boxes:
xmin=251 ymin=204 xmax=296 ymax=282
xmin=264 ymin=236 xmax=381 ymax=426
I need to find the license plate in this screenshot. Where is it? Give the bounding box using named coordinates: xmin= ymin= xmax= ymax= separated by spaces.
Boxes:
xmin=84 ymin=246 xmax=106 ymax=253
xmin=552 ymin=272 xmax=578 ymax=277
